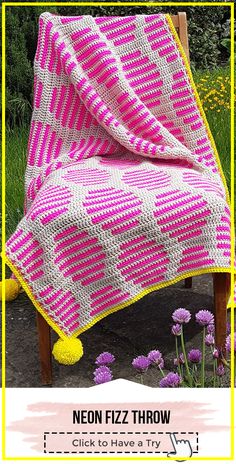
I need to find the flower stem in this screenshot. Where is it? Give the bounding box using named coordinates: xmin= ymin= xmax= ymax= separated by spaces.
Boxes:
xmin=140 ymin=373 xmax=143 ymax=384
xmin=159 ymin=367 xmax=165 ymax=378
xmin=213 ymin=361 xmax=216 ymax=388
xmin=211 ymin=347 xmax=216 ymax=388
xmin=201 ymin=326 xmax=206 ymax=387
xmin=175 ymin=336 xmax=182 ymax=378
xmin=180 ymin=326 xmax=192 ymax=387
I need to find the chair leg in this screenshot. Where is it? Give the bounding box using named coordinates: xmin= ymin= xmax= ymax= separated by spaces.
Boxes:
xmin=213 ymin=273 xmax=228 ymax=357
xmin=185 ymin=277 xmax=192 ymax=288
xmin=36 ymin=311 xmax=53 ymax=385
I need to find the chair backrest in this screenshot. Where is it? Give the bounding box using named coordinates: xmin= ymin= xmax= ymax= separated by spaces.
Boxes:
xmin=170 ymin=12 xmax=190 ymax=63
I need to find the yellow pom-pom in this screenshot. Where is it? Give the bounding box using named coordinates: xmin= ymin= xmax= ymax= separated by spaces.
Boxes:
xmin=52 ymin=337 xmax=83 ymax=365
xmin=0 ymin=279 xmax=21 ymax=301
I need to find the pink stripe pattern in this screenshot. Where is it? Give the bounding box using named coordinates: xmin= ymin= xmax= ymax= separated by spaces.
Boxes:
xmin=178 ymin=245 xmax=215 ymax=272
xmin=39 ymin=285 xmax=81 ymax=335
xmin=26 ymin=185 xmax=73 ymax=224
xmin=122 ymin=169 xmax=171 ymax=191
xmin=122 ymin=49 xmax=163 ymax=112
xmin=53 ymin=226 xmax=106 ymax=286
xmin=90 ymin=285 xmax=130 ymax=316
xmin=96 ymin=16 xmax=136 ymax=47
xmin=6 ymin=229 xmax=44 ymax=282
xmin=117 ymin=235 xmax=169 ymax=288
xmin=154 ymin=190 xmax=211 ymax=242
xmin=83 ymin=188 xmax=142 ymax=236
xmin=62 ymin=168 xmax=110 ymax=185
xmin=182 ymin=171 xmax=225 ymax=198
xmin=216 ymin=207 xmax=231 ymax=258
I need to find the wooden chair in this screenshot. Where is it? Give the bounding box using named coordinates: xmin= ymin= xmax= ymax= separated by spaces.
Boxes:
xmin=36 ymin=12 xmax=229 ymax=385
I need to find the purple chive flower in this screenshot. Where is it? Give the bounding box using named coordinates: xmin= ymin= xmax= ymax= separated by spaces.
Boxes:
xmin=226 ymin=322 xmax=231 ymax=335
xmin=95 ymin=352 xmax=115 ymax=366
xmin=132 ymin=355 xmax=150 ymax=372
xmin=171 ymin=323 xmax=182 ymax=336
xmin=147 ymin=350 xmax=164 ymax=368
xmin=213 ymin=348 xmax=219 ymax=359
xmin=205 ymin=334 xmax=215 ymax=346
xmin=159 ymin=372 xmax=181 ymax=388
xmin=93 ymin=366 xmax=113 ymax=384
xmin=216 ymin=365 xmax=225 ymax=377
xmin=207 ymin=323 xmax=215 ymax=335
xmin=225 ymin=335 xmax=230 ymax=352
xmin=93 ymin=366 xmax=112 ymax=377
xmin=195 ymin=310 xmax=214 ymax=327
xmin=172 ymin=308 xmax=191 ymax=324
xmin=188 ymin=349 xmax=202 ymax=363
xmin=174 ymin=353 xmax=185 ymax=366
xmin=148 ymin=350 xmax=162 ymax=363
xmin=231 ymin=333 xmax=235 ymax=352
xmin=225 ymin=333 xmax=236 ymax=353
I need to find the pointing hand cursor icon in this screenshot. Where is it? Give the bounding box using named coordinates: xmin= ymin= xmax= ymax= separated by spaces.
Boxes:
xmin=167 ymin=433 xmax=193 ymax=462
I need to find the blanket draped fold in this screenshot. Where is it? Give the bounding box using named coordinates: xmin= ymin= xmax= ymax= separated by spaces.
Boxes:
xmin=5 ymin=13 xmax=231 ymax=364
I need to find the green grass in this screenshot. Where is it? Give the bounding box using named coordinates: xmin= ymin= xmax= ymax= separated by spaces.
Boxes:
xmin=5 ymin=67 xmax=231 ymax=239
xmin=6 ymin=126 xmax=29 ymax=239
xmin=193 ymin=66 xmax=231 ymax=190
xmin=203 ymin=110 xmax=230 ymax=189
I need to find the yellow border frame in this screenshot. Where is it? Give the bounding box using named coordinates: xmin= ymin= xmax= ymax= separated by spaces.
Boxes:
xmin=1 ymin=1 xmax=235 ymax=461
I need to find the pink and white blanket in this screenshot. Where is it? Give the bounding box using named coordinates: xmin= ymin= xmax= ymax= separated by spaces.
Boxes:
xmin=5 ymin=13 xmax=231 ymax=345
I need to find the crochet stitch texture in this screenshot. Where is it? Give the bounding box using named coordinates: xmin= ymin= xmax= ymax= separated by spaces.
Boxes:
xmin=5 ymin=13 xmax=231 ymax=341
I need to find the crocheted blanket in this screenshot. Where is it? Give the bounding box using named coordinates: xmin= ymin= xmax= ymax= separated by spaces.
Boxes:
xmin=5 ymin=13 xmax=231 ymax=348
